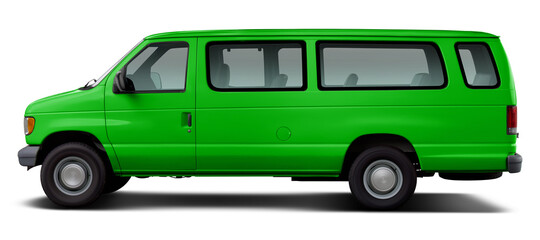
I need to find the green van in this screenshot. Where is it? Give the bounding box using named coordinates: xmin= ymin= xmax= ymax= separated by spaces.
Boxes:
xmin=18 ymin=29 xmax=522 ymax=209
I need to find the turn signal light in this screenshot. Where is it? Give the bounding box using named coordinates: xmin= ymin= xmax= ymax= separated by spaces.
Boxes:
xmin=24 ymin=117 xmax=35 ymax=135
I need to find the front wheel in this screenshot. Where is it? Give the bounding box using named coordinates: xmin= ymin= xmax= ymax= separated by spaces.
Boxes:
xmin=41 ymin=143 xmax=106 ymax=207
xmin=348 ymin=146 xmax=417 ymax=210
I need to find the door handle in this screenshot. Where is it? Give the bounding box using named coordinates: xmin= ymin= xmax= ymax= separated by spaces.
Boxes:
xmin=187 ymin=113 xmax=192 ymax=127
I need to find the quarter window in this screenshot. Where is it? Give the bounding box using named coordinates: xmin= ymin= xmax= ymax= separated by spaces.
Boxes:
xmin=207 ymin=42 xmax=305 ymax=90
xmin=456 ymin=43 xmax=499 ymax=88
xmin=125 ymin=42 xmax=188 ymax=92
xmin=318 ymin=42 xmax=446 ymax=89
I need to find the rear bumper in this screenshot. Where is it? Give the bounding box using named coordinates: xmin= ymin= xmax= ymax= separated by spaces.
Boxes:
xmin=507 ymin=153 xmax=522 ymax=173
xmin=18 ymin=145 xmax=40 ymax=167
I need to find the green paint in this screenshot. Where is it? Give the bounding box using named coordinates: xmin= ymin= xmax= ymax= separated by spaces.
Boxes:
xmin=276 ymin=127 xmax=292 ymax=141
xmin=23 ymin=29 xmax=517 ymax=176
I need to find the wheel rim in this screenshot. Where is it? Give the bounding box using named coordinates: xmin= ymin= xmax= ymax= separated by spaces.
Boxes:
xmin=53 ymin=156 xmax=93 ymax=196
xmin=363 ymin=159 xmax=403 ymax=199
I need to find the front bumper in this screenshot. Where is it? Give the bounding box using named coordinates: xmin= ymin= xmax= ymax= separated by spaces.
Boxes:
xmin=507 ymin=153 xmax=522 ymax=173
xmin=18 ymin=145 xmax=40 ymax=167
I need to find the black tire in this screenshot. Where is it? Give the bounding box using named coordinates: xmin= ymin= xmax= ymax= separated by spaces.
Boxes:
xmin=348 ymin=146 xmax=417 ymax=210
xmin=41 ymin=142 xmax=106 ymax=207
xmin=103 ymin=174 xmax=130 ymax=194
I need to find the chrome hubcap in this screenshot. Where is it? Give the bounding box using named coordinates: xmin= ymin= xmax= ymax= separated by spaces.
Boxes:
xmin=370 ymin=166 xmax=396 ymax=192
xmin=364 ymin=160 xmax=403 ymax=199
xmin=60 ymin=163 xmax=86 ymax=189
xmin=53 ymin=156 xmax=93 ymax=196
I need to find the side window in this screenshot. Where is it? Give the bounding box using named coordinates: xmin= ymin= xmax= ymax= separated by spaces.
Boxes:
xmin=318 ymin=42 xmax=446 ymax=89
xmin=278 ymin=48 xmax=303 ymax=87
xmin=125 ymin=42 xmax=188 ymax=92
xmin=207 ymin=42 xmax=306 ymax=91
xmin=456 ymin=43 xmax=499 ymax=88
xmin=223 ymin=48 xmax=265 ymax=88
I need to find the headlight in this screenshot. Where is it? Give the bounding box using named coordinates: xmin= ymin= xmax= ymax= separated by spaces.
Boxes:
xmin=24 ymin=117 xmax=35 ymax=135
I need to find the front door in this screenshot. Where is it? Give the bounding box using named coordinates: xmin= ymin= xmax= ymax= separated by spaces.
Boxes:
xmin=105 ymin=38 xmax=196 ymax=174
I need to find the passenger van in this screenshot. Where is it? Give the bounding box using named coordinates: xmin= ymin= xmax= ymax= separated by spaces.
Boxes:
xmin=18 ymin=29 xmax=522 ymax=209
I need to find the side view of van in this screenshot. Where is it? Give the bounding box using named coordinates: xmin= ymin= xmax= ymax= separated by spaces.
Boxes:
xmin=18 ymin=29 xmax=522 ymax=210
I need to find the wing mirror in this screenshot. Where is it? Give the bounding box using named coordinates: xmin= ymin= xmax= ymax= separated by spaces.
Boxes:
xmin=113 ymin=67 xmax=135 ymax=93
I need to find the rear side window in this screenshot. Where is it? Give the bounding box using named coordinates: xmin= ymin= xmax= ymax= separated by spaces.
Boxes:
xmin=317 ymin=42 xmax=446 ymax=89
xmin=125 ymin=42 xmax=188 ymax=92
xmin=207 ymin=42 xmax=306 ymax=91
xmin=456 ymin=43 xmax=499 ymax=88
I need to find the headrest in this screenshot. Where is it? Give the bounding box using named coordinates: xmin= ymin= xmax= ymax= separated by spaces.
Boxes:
xmin=345 ymin=73 xmax=358 ymax=86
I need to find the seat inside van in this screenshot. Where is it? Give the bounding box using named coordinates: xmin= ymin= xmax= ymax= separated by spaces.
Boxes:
xmin=473 ymin=73 xmax=496 ymax=86
xmin=411 ymin=73 xmax=431 ymax=86
xmin=271 ymin=74 xmax=288 ymax=88
xmin=213 ymin=64 xmax=230 ymax=88
xmin=150 ymin=72 xmax=162 ymax=89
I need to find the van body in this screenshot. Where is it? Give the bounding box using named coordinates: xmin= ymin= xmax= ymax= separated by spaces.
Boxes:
xmin=18 ymin=29 xmax=522 ymax=209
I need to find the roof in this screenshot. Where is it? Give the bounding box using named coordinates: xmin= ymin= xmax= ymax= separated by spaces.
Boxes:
xmin=145 ymin=29 xmax=498 ymax=40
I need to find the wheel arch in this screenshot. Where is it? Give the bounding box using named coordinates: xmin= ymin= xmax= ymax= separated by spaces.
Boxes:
xmin=36 ymin=131 xmax=111 ymax=170
xmin=341 ymin=134 xmax=421 ymax=178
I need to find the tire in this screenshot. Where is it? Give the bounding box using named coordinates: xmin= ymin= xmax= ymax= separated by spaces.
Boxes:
xmin=103 ymin=174 xmax=130 ymax=194
xmin=348 ymin=146 xmax=417 ymax=210
xmin=41 ymin=142 xmax=106 ymax=207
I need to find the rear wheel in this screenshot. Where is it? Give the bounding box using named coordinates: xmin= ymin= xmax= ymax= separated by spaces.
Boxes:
xmin=41 ymin=143 xmax=106 ymax=207
xmin=348 ymin=146 xmax=416 ymax=210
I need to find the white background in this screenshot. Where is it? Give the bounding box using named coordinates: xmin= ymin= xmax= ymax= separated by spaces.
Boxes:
xmin=1 ymin=0 xmax=538 ymax=239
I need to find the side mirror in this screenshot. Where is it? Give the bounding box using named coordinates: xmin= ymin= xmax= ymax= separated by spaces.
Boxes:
xmin=113 ymin=67 xmax=135 ymax=93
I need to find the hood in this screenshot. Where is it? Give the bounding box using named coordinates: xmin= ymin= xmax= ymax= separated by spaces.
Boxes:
xmin=25 ymin=86 xmax=104 ymax=115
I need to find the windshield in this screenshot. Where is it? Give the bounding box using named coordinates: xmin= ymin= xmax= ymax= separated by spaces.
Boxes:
xmin=86 ymin=39 xmax=144 ymax=88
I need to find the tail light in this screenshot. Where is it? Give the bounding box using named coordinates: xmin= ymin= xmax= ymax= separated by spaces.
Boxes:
xmin=507 ymin=106 xmax=517 ymax=135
